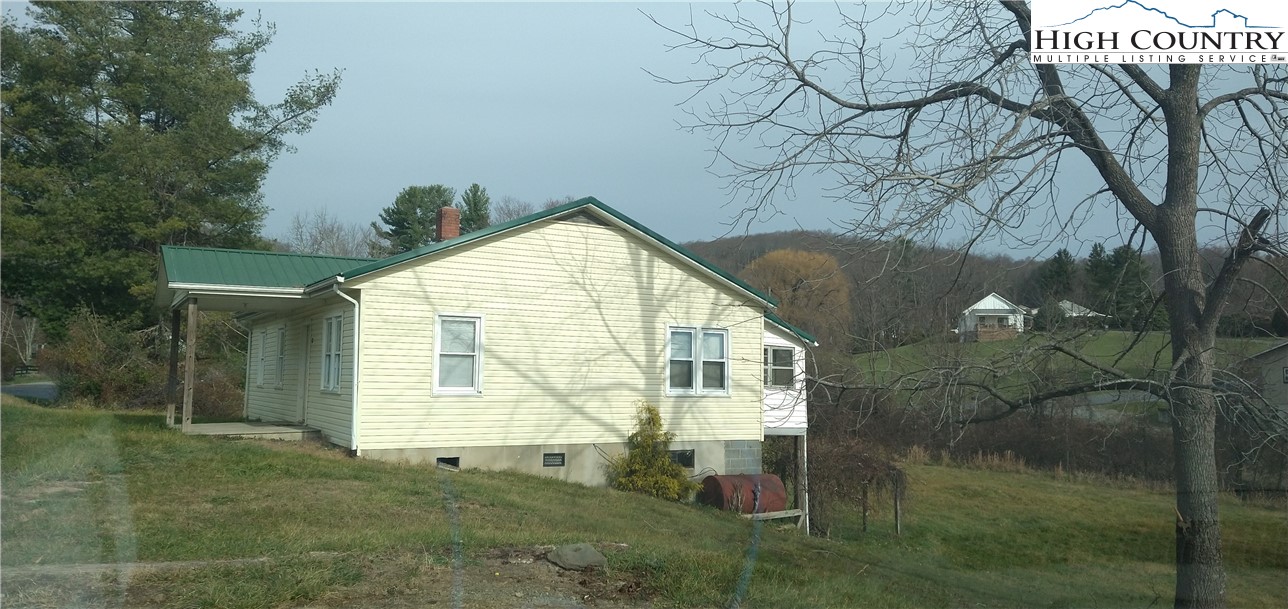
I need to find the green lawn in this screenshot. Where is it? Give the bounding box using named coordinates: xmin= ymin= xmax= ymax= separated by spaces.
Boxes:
xmin=3 ymin=397 xmax=1285 ymax=608
xmin=854 ymin=331 xmax=1278 ymax=397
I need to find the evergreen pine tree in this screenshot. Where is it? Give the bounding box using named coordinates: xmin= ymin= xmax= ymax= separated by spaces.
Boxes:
xmin=369 ymin=185 xmax=455 ymax=256
xmin=457 ymin=184 xmax=491 ymax=234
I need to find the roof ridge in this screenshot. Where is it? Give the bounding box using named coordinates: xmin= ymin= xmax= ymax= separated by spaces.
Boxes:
xmin=327 ymin=196 xmax=777 ymax=307
xmin=162 ymin=244 xmax=375 ymax=262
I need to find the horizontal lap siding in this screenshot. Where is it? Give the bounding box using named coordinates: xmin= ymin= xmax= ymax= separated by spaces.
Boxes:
xmin=245 ymin=317 xmax=298 ymax=423
xmin=763 ymin=327 xmax=808 ymax=432
xmin=355 ymin=219 xmax=764 ymax=450
xmin=246 ymin=302 xmax=354 ymax=447
xmin=303 ymin=305 xmax=354 ymax=447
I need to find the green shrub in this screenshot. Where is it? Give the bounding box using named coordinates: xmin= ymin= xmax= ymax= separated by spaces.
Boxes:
xmin=39 ymin=308 xmax=245 ymax=414
xmin=41 ymin=309 xmax=166 ymax=406
xmin=606 ymin=401 xmax=699 ymax=501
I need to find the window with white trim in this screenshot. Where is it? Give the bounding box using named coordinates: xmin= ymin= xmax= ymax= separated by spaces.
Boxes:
xmin=275 ymin=327 xmax=286 ymax=387
xmin=321 ymin=315 xmax=342 ymax=391
xmin=667 ymin=327 xmax=729 ymax=395
xmin=436 ymin=315 xmax=482 ymax=394
xmin=764 ymin=346 xmax=794 ymax=388
xmin=256 ymin=330 xmax=266 ymax=387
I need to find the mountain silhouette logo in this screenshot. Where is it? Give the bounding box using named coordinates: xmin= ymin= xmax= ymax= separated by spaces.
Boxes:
xmin=1046 ymin=1 xmax=1278 ymax=29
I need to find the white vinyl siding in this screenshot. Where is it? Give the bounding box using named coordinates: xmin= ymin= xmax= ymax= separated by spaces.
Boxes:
xmin=352 ymin=216 xmax=764 ymax=450
xmin=244 ymin=304 xmax=354 ymax=447
xmin=763 ymin=324 xmax=808 ymax=434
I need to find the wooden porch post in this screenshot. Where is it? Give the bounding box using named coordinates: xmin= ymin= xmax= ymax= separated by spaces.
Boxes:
xmin=797 ymin=434 xmax=809 ymax=532
xmin=165 ymin=308 xmax=181 ymax=427
xmin=182 ymin=298 xmax=198 ymax=432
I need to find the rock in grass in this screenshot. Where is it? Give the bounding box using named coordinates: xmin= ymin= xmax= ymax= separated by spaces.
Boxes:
xmin=547 ymin=543 xmax=606 ymax=571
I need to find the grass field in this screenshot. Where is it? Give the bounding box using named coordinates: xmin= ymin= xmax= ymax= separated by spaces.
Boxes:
xmin=3 ymin=397 xmax=1285 ymax=608
xmin=852 ymin=331 xmax=1279 ymax=397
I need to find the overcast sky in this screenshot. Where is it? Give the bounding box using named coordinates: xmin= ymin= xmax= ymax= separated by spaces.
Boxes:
xmin=233 ymin=1 xmax=855 ymax=247
xmin=12 ymin=1 xmax=1225 ymax=257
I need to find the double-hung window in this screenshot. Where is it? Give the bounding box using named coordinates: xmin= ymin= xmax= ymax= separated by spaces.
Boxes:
xmin=436 ymin=315 xmax=482 ymax=394
xmin=256 ymin=330 xmax=266 ymax=387
xmin=321 ymin=315 xmax=342 ymax=391
xmin=764 ymin=346 xmax=794 ymax=388
xmin=275 ymin=327 xmax=286 ymax=387
xmin=667 ymin=327 xmax=729 ymax=395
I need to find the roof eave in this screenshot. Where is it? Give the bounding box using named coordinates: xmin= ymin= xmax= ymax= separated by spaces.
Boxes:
xmin=766 ymin=312 xmax=818 ymax=347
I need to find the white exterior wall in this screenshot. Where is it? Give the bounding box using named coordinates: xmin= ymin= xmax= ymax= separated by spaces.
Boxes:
xmin=244 ymin=299 xmax=355 ymax=447
xmin=245 ymin=319 xmax=298 ymax=423
xmin=957 ymin=294 xmax=1026 ymax=333
xmin=763 ymin=324 xmax=807 ymax=435
xmin=1255 ymin=346 xmax=1288 ymax=412
xmin=351 ymin=216 xmax=766 ymax=451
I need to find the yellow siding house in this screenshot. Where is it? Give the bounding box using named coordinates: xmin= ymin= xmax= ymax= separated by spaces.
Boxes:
xmin=156 ymin=198 xmax=815 ymax=486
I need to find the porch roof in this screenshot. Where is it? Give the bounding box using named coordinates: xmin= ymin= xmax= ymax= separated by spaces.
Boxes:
xmin=156 ymin=246 xmax=373 ymax=311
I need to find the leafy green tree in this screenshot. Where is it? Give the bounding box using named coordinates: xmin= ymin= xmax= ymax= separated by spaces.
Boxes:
xmin=1 ymin=1 xmax=340 ymax=334
xmin=369 ymin=185 xmax=455 ymax=256
xmin=457 ymin=183 xmax=491 ymax=234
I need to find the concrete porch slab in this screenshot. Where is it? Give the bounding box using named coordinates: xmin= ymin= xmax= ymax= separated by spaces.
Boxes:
xmin=184 ymin=422 xmax=320 ymax=441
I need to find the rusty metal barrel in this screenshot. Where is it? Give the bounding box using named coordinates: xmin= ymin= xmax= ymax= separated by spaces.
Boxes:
xmin=698 ymin=474 xmax=788 ymax=514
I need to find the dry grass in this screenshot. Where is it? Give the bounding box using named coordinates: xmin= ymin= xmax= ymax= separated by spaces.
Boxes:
xmin=3 ymin=398 xmax=1286 ymax=609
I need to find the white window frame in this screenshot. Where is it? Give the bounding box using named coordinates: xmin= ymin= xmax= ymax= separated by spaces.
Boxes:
xmin=434 ymin=314 xmax=484 ymax=396
xmin=321 ymin=315 xmax=343 ymax=392
xmin=275 ymin=327 xmax=286 ymax=387
xmin=764 ymin=346 xmax=795 ymax=388
xmin=666 ymin=325 xmax=730 ymax=397
xmin=256 ymin=330 xmax=266 ymax=387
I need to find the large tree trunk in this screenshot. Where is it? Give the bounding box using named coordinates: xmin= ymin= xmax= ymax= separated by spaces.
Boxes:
xmin=1154 ymin=65 xmax=1227 ymax=609
xmin=1170 ymin=362 xmax=1226 ymax=609
xmin=1157 ymin=227 xmax=1227 ymax=608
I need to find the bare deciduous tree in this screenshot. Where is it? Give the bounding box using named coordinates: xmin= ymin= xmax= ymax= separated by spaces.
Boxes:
xmin=656 ymin=2 xmax=1286 ymax=607
xmin=1 ymin=300 xmax=40 ymax=366
xmin=492 ymin=196 xmax=538 ymax=223
xmin=284 ymin=208 xmax=376 ymax=258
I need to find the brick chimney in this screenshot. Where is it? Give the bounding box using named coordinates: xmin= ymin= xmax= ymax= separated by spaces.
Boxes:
xmin=436 ymin=206 xmax=460 ymax=241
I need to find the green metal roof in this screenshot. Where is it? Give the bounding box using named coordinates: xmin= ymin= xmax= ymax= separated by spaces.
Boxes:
xmin=161 ymin=246 xmax=374 ymax=288
xmin=766 ymin=311 xmax=818 ymax=346
xmin=331 ymin=197 xmax=778 ymax=307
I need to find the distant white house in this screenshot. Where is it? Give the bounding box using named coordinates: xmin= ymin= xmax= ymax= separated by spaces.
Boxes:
xmin=1244 ymin=342 xmax=1288 ymax=414
xmin=958 ymin=293 xmax=1027 ymax=341
xmin=1053 ymin=300 xmax=1107 ymax=319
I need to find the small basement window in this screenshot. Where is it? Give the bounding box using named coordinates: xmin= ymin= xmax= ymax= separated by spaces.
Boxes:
xmin=436 ymin=456 xmax=460 ymax=470
xmin=669 ymin=449 xmax=695 ymax=468
xmin=543 ymin=453 xmax=566 ymax=467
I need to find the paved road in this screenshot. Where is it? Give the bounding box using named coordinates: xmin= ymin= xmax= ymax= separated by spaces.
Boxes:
xmin=1 ymin=381 xmax=58 ymax=401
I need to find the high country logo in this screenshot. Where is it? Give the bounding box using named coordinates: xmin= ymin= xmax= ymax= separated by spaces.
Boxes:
xmin=1029 ymin=0 xmax=1286 ymax=64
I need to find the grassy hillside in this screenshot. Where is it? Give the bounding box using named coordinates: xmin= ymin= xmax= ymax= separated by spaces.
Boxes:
xmin=854 ymin=330 xmax=1279 ymax=388
xmin=3 ymin=398 xmax=1285 ymax=608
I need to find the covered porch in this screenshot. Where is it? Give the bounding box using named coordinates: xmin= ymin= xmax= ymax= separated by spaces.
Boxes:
xmin=154 ymin=246 xmax=366 ymax=434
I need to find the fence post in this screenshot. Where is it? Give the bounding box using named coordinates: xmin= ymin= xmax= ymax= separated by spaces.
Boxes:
xmin=893 ymin=473 xmax=903 ymax=537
